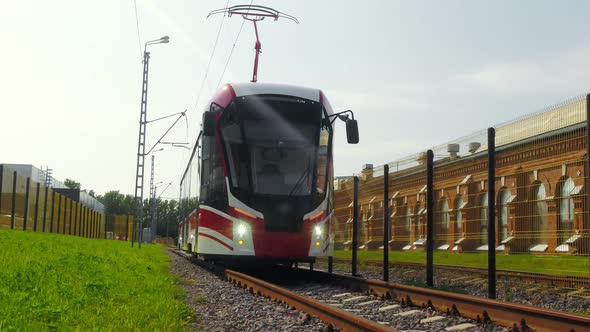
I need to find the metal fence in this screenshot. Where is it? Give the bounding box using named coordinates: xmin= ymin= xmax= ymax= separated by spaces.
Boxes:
xmin=104 ymin=214 xmax=134 ymax=241
xmin=0 ymin=165 xmax=105 ymax=239
xmin=331 ymin=94 xmax=590 ymax=305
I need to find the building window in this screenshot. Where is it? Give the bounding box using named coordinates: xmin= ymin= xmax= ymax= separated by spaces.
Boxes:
xmin=480 ymin=192 xmax=488 ymax=245
xmin=532 ymin=182 xmax=548 ymax=245
xmin=455 ymin=195 xmax=463 ymax=232
xmin=405 ymin=206 xmax=411 ymax=233
xmin=440 ymin=198 xmax=450 ymax=230
xmin=559 ymin=177 xmax=575 ymax=243
xmin=498 ymin=190 xmax=510 ymax=242
xmin=415 ymin=202 xmax=422 ymax=239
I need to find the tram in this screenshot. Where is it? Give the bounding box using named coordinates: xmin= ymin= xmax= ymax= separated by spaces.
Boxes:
xmin=182 ymin=82 xmax=358 ymax=263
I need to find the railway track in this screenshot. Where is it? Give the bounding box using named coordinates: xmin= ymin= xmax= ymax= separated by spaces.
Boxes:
xmin=171 ymin=250 xmax=590 ymax=332
xmin=323 ymin=257 xmax=590 ymax=289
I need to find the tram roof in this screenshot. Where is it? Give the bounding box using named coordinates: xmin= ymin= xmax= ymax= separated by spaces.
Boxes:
xmin=229 ymin=82 xmax=321 ymax=102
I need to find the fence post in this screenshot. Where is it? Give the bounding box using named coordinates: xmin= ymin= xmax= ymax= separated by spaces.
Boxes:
xmin=86 ymin=208 xmax=92 ymax=239
xmin=62 ymin=198 xmax=67 ymax=234
xmin=586 ymin=94 xmax=590 ymax=251
xmin=487 ymin=127 xmax=497 ymax=299
xmin=426 ymin=150 xmax=434 ymax=287
xmin=56 ymin=195 xmax=62 ymax=233
xmin=83 ymin=206 xmax=87 ymax=237
xmin=50 ymin=191 xmax=55 ymax=232
xmin=23 ymin=177 xmax=30 ymax=231
xmin=0 ymin=165 xmax=3 ymax=216
xmin=78 ymin=204 xmax=82 ymax=236
xmin=89 ymin=210 xmax=92 ymax=238
xmin=352 ymin=175 xmax=359 ymax=276
xmin=126 ymin=214 xmax=130 ymax=241
xmin=33 ymin=182 xmax=40 ymax=231
xmin=42 ymin=187 xmax=49 ymax=232
xmin=383 ymin=164 xmax=390 ymax=282
xmin=68 ymin=200 xmax=73 ymax=235
xmin=90 ymin=210 xmax=93 ymax=238
xmin=10 ymin=171 xmax=16 ymax=230
xmin=73 ymin=203 xmax=78 ymax=236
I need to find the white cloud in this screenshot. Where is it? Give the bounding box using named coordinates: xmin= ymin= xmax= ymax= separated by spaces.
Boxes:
xmin=460 ymin=47 xmax=590 ymax=96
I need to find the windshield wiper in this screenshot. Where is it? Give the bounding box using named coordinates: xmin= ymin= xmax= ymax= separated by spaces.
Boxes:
xmin=287 ymin=161 xmax=311 ymax=198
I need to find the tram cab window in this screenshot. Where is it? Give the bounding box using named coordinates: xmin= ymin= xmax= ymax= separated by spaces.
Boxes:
xmin=220 ymin=96 xmax=322 ymax=198
xmin=200 ymin=134 xmax=227 ymax=210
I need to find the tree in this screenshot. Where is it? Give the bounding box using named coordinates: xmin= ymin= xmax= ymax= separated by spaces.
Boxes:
xmin=96 ymin=190 xmax=136 ymax=215
xmin=96 ymin=190 xmax=184 ymax=238
xmin=64 ymin=178 xmax=81 ymax=189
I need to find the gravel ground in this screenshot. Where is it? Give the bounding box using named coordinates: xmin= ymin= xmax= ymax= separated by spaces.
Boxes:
xmin=168 ymin=250 xmax=332 ymax=331
xmin=287 ymin=283 xmax=510 ymax=332
xmin=314 ymin=261 xmax=590 ymax=316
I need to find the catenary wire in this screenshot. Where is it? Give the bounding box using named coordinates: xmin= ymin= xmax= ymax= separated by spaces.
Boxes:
xmin=133 ymin=0 xmax=143 ymax=60
xmin=192 ymin=0 xmax=231 ymax=115
xmin=216 ymin=0 xmax=255 ymax=90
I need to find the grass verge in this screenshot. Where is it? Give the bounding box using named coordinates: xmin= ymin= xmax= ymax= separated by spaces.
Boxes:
xmin=332 ymin=250 xmax=590 ymax=277
xmin=0 ymin=229 xmax=193 ymax=330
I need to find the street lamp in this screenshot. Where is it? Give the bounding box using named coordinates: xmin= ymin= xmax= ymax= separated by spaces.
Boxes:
xmin=133 ymin=35 xmax=170 ymax=248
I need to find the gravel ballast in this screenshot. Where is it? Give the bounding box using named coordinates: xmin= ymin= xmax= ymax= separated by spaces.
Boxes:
xmin=315 ymin=261 xmax=590 ymax=316
xmin=168 ymin=250 xmax=330 ymax=331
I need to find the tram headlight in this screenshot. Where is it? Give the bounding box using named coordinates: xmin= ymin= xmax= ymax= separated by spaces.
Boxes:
xmin=314 ymin=225 xmax=323 ymax=237
xmin=237 ymin=224 xmax=247 ymax=237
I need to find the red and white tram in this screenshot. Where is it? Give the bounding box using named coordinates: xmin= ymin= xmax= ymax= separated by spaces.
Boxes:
xmin=181 ymin=82 xmax=358 ymax=263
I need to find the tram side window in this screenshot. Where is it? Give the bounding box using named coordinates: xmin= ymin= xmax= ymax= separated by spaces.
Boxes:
xmin=314 ymin=110 xmax=331 ymax=207
xmin=200 ymin=135 xmax=227 ymax=211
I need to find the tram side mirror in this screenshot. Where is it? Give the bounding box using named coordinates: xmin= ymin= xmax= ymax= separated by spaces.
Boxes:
xmin=203 ymin=112 xmax=216 ymax=136
xmin=346 ymin=119 xmax=359 ymax=144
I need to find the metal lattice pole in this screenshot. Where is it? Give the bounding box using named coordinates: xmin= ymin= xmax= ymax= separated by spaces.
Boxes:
xmin=133 ymin=50 xmax=150 ymax=248
xmin=149 ymin=154 xmax=155 ymax=243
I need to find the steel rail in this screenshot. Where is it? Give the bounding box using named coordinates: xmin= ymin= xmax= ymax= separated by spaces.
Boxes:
xmin=304 ymin=268 xmax=590 ymax=332
xmin=170 ymin=249 xmax=393 ymax=331
xmin=328 ymin=257 xmax=590 ymax=289
xmin=172 ymin=249 xmax=589 ymax=331
xmin=224 ymin=269 xmax=393 ymax=332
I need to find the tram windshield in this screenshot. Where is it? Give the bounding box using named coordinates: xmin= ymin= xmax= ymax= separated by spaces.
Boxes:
xmin=220 ymin=95 xmax=330 ymax=200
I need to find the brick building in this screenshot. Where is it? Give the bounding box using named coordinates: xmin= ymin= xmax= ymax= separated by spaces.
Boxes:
xmin=333 ymin=96 xmax=589 ymax=255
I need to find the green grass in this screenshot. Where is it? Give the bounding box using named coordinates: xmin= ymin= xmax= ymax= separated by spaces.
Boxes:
xmin=333 ymin=250 xmax=590 ymax=277
xmin=0 ymin=229 xmax=193 ymax=331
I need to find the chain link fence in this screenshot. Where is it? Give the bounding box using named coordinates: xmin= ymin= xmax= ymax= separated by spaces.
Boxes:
xmin=331 ymin=94 xmax=590 ymax=311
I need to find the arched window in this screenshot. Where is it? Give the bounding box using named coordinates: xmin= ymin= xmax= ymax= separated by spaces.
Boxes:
xmin=455 ymin=195 xmax=463 ymax=232
xmin=414 ymin=202 xmax=422 ymax=238
xmin=405 ymin=206 xmax=411 ymax=233
xmin=480 ymin=192 xmax=488 ymax=245
xmin=440 ymin=198 xmax=450 ymax=230
xmin=559 ymin=177 xmax=575 ymax=243
xmin=533 ymin=183 xmax=548 ymax=245
xmin=498 ymin=190 xmax=511 ymax=241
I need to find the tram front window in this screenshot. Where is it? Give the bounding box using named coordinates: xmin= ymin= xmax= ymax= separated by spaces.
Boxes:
xmin=220 ymin=95 xmax=326 ymax=199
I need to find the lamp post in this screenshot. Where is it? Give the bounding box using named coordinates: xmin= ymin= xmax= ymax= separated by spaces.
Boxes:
xmin=133 ymin=35 xmax=170 ymax=248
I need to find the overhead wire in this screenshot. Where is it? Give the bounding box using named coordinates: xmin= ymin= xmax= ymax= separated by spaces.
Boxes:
xmin=192 ymin=0 xmax=231 ymax=115
xmin=216 ymin=0 xmax=255 ymax=90
xmin=133 ymin=0 xmax=143 ymax=60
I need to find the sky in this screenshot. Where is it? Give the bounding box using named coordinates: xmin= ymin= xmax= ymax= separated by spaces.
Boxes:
xmin=2 ymin=0 xmax=590 ymax=199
